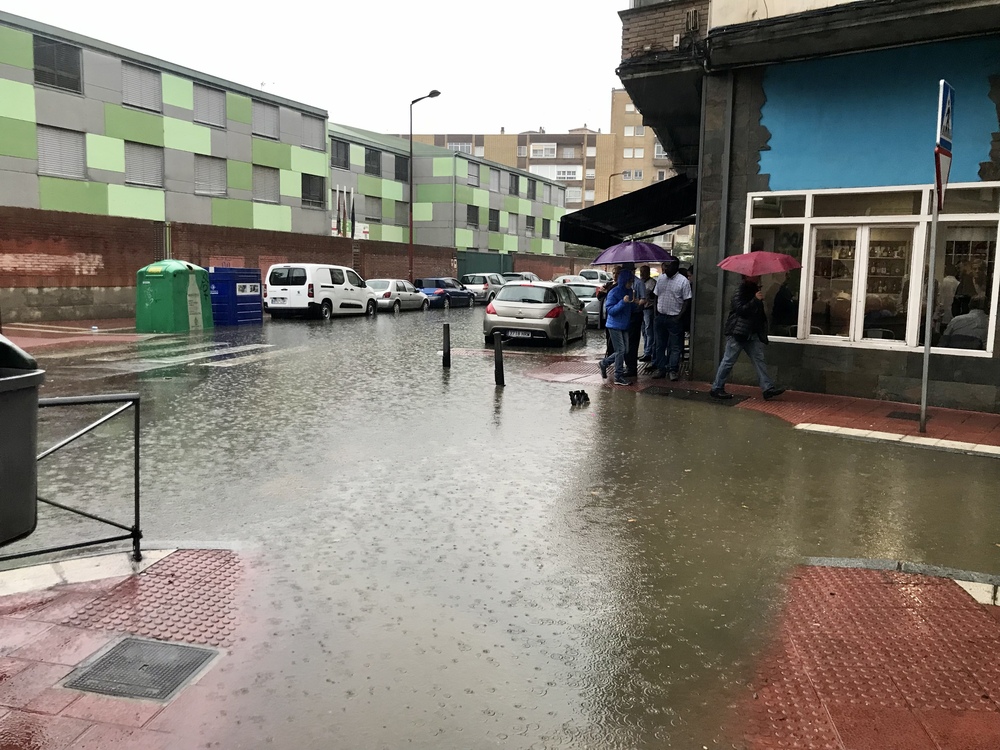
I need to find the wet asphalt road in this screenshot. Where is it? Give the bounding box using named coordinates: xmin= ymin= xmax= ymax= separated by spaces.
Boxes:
xmin=12 ymin=307 xmax=1000 ymax=748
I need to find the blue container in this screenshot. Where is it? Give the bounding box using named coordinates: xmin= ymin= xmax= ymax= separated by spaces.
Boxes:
xmin=208 ymin=267 xmax=263 ymax=326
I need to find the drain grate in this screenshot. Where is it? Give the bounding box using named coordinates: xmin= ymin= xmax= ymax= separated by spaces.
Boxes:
xmin=64 ymin=637 xmax=215 ymax=701
xmin=887 ymin=410 xmax=925 ymax=421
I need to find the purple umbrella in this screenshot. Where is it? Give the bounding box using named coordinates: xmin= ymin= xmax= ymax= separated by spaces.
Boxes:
xmin=592 ymin=241 xmax=676 ymax=266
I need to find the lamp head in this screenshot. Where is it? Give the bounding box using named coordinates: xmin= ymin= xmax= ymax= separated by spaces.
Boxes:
xmin=428 ymin=90 xmax=441 ymax=98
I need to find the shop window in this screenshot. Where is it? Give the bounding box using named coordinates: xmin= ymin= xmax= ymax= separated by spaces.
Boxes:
xmin=752 ymin=194 xmax=806 ymax=219
xmin=813 ymin=191 xmax=921 ymax=217
xmin=941 ymin=188 xmax=1000 ymax=214
xmin=750 ymin=226 xmax=804 ymax=337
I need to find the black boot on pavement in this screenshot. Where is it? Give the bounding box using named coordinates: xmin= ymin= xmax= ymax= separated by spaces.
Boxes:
xmin=763 ymin=386 xmax=786 ymax=400
xmin=598 ymin=361 xmax=608 ymax=379
xmin=651 ymin=370 xmax=666 ymax=379
xmin=710 ymin=389 xmax=734 ymax=400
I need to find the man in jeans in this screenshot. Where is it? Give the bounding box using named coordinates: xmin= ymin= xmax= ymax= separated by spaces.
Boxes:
xmin=650 ymin=259 xmax=691 ymax=381
xmin=638 ymin=265 xmax=656 ymax=363
xmin=598 ymin=270 xmax=635 ymax=386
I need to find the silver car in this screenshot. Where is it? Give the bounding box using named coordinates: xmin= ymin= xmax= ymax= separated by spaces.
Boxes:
xmin=366 ymin=278 xmax=430 ymax=312
xmin=484 ymin=281 xmax=588 ymax=346
xmin=560 ymin=282 xmax=603 ymax=328
xmin=460 ymin=273 xmax=505 ymax=304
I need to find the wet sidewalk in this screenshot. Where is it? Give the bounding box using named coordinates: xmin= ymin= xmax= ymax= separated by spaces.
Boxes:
xmin=2 ymin=551 xmax=999 ymax=748
xmin=525 ymin=358 xmax=1000 ymax=455
xmin=2 ymin=320 xmax=148 ymax=352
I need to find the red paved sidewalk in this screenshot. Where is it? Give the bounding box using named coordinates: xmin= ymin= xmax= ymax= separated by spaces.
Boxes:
xmin=0 ymin=550 xmax=242 ymax=749
xmin=738 ymin=565 xmax=1000 ymax=750
xmin=525 ymin=359 xmax=1000 ymax=448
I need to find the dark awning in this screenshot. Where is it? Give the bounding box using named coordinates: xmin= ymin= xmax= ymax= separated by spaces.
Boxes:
xmin=558 ymin=175 xmax=697 ymax=249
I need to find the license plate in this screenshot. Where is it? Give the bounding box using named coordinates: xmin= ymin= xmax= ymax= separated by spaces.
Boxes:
xmin=507 ymin=330 xmax=531 ymax=338
xmin=270 ymin=297 xmax=286 ymax=304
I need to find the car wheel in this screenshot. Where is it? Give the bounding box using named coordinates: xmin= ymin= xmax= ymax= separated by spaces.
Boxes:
xmin=443 ymin=297 xmax=451 ymax=310
xmin=467 ymin=295 xmax=474 ymax=308
xmin=321 ymin=300 xmax=333 ymax=320
xmin=421 ymin=299 xmax=429 ymax=311
xmin=366 ymin=299 xmax=377 ymax=317
xmin=392 ymin=299 xmax=401 ymax=314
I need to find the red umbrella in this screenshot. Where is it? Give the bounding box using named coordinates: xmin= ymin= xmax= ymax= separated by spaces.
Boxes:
xmin=717 ymin=251 xmax=801 ymax=276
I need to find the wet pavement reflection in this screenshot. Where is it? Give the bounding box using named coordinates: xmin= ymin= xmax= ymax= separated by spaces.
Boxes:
xmin=12 ymin=307 xmax=1000 ymax=748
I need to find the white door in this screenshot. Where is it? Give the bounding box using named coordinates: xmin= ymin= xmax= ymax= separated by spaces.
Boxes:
xmin=344 ymin=269 xmax=368 ymax=312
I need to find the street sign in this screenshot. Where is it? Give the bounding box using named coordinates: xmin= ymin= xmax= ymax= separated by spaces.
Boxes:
xmin=934 ymin=80 xmax=954 ymax=212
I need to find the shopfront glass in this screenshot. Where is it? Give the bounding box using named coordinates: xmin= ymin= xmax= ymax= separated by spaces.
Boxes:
xmin=750 ymin=225 xmax=803 ymax=336
xmin=811 ymin=227 xmax=857 ymax=338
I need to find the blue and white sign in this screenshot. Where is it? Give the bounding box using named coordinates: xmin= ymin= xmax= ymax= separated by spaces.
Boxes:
xmin=936 ymin=79 xmax=954 ymax=154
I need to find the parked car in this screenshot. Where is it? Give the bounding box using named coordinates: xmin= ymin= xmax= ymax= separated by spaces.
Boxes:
xmin=560 ymin=281 xmax=604 ymax=328
xmin=414 ymin=277 xmax=477 ymax=309
xmin=484 ymin=281 xmax=588 ymax=346
xmin=502 ymin=271 xmax=541 ymax=283
xmin=366 ymin=278 xmax=430 ymax=312
xmin=553 ymin=274 xmax=589 ymax=284
xmin=460 ymin=273 xmax=506 ymax=304
xmin=580 ymin=268 xmax=614 ymax=284
xmin=264 ymin=263 xmax=377 ymax=319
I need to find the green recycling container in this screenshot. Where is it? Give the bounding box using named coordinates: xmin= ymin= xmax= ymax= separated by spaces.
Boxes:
xmin=136 ymin=260 xmax=214 ymax=333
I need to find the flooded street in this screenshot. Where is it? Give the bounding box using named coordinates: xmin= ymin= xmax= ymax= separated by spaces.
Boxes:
xmin=11 ymin=308 xmax=1000 ymax=748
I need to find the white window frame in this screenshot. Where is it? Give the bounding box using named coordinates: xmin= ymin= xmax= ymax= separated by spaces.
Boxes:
xmin=561 ymin=146 xmax=575 ymax=158
xmin=447 ymin=142 xmax=472 ymax=154
xmin=654 ymin=142 xmax=668 ymax=159
xmin=625 ymin=103 xmax=635 ymax=112
xmin=252 ymin=164 xmax=279 ymax=203
xmin=635 ymin=148 xmax=645 ymax=159
xmin=302 ymin=115 xmax=327 ymax=151
xmin=565 ymin=187 xmax=582 ymax=204
xmin=122 ymin=63 xmax=161 ymax=113
xmin=623 ymin=148 xmax=633 ymax=159
xmin=635 ymin=125 xmax=645 ymax=136
xmin=586 ymin=146 xmax=597 ymax=157
xmin=621 ymin=170 xmax=632 ymax=180
xmin=194 ymin=154 xmax=227 ymax=196
xmin=745 ymin=182 xmax=1000 ymax=357
xmin=252 ymin=100 xmax=279 ymax=139
xmin=585 ymin=169 xmax=596 ymax=180
xmin=474 ymin=146 xmax=484 ymax=157
xmin=530 ymin=143 xmax=556 ymax=159
xmin=624 ymin=126 xmax=635 ymax=137
xmin=584 ymin=189 xmax=595 ymax=203
xmin=555 ymin=166 xmax=582 ymax=181
xmin=517 ymin=145 xmax=527 ymax=157
xmin=633 ymin=169 xmax=644 ymax=181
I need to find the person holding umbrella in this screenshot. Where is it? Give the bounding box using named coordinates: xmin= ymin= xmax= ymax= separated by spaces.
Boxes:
xmin=597 ymin=268 xmax=635 ymax=386
xmin=711 ymin=251 xmax=797 ymax=401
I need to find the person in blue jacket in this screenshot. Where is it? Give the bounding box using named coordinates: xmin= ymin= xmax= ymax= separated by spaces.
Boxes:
xmin=597 ymin=269 xmax=635 ymax=386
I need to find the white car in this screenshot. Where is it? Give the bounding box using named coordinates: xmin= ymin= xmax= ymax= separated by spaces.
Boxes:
xmin=367 ymin=279 xmax=430 ymax=312
xmin=460 ymin=273 xmax=505 ymax=304
xmin=580 ymin=268 xmax=614 ymax=284
xmin=264 ymin=263 xmax=377 ymax=319
xmin=553 ymin=274 xmax=588 ymax=284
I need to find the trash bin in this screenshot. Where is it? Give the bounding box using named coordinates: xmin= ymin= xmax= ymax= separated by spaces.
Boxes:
xmin=0 ymin=335 xmax=44 ymax=547
xmin=209 ymin=267 xmax=263 ymax=326
xmin=135 ymin=260 xmax=214 ymax=333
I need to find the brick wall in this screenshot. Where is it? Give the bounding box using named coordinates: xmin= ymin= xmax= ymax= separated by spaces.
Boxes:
xmin=513 ymin=255 xmax=593 ymax=280
xmin=620 ymin=0 xmax=710 ymax=60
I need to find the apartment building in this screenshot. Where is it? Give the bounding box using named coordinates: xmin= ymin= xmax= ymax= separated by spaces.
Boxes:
xmin=0 ymin=11 xmax=330 ymax=235
xmin=334 ymin=124 xmax=567 ymax=254
xmin=616 ymin=0 xmax=1000 ymax=411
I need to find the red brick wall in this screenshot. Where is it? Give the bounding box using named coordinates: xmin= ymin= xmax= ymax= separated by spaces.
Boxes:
xmin=0 ymin=207 xmax=164 ymax=289
xmin=620 ymin=0 xmax=709 ymax=60
xmin=513 ymin=255 xmax=594 ymax=280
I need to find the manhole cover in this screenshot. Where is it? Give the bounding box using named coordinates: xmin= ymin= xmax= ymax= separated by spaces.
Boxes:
xmin=887 ymin=410 xmax=924 ymax=421
xmin=64 ymin=638 xmax=215 ymax=701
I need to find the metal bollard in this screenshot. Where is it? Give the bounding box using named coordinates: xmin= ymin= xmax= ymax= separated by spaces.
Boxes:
xmin=442 ymin=323 xmax=451 ymax=368
xmin=494 ymin=334 xmax=505 ymax=387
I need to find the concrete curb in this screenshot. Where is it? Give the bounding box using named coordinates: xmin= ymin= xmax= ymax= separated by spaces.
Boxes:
xmin=795 ymin=422 xmax=1000 ymax=458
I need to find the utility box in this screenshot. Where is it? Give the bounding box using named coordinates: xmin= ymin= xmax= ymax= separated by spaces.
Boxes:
xmin=209 ymin=267 xmax=263 ymax=326
xmin=136 ymin=260 xmax=214 ymax=333
xmin=0 ymin=335 xmax=44 ymax=547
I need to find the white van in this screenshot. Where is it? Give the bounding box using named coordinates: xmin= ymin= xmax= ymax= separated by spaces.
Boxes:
xmin=264 ymin=263 xmax=378 ymax=319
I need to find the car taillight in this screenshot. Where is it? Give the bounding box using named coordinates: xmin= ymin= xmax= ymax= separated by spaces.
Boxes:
xmin=544 ymin=305 xmax=563 ymax=319
xmin=308 ymin=283 xmax=314 ymax=298
xmin=486 ymin=302 xmax=496 ymax=314
xmin=263 ymin=287 xmax=267 ymax=298
xmin=382 ymin=291 xmax=391 ymax=298
xmin=434 ymin=289 xmax=445 ymax=295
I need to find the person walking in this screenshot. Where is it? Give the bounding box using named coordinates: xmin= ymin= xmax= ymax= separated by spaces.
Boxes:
xmin=710 ymin=275 xmax=786 ymax=400
xmin=624 ymin=264 xmax=647 ymax=379
xmin=638 ymin=265 xmax=656 ymax=363
xmin=598 ymin=270 xmax=635 ymax=386
xmin=650 ymin=259 xmax=691 ymax=381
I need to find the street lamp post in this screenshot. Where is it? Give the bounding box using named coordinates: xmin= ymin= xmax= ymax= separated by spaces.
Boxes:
xmin=408 ymin=89 xmax=440 ymax=282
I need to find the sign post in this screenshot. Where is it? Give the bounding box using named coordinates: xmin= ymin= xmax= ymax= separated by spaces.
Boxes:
xmin=920 ymin=79 xmax=954 ymax=433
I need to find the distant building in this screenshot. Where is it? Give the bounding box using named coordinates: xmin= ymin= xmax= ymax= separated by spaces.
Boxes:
xmin=332 ymin=124 xmax=567 ymax=254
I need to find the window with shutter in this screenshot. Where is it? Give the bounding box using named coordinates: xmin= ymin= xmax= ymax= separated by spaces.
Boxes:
xmin=395 ymin=155 xmax=409 ymax=183
xmin=252 ymin=165 xmax=279 ymax=203
xmin=124 ymin=142 xmax=163 ymax=187
xmin=467 ymin=162 xmax=479 ymax=187
xmin=331 ymin=139 xmax=349 ymax=170
xmin=301 ymin=174 xmax=325 ymax=208
xmin=302 ymin=116 xmax=326 ymax=151
xmin=194 ymin=155 xmax=227 ymax=196
xmin=37 ymin=126 xmax=86 ymax=179
xmin=252 ymin=101 xmax=279 ymax=139
xmin=33 ymin=37 xmax=82 ymax=93
xmin=365 ymin=195 xmax=382 ymax=223
xmin=193 ymin=85 xmax=226 ymax=127
xmin=364 ymin=148 xmax=381 ymax=176
xmin=489 ymin=169 xmax=500 ymax=192
xmin=122 ymin=63 xmax=162 ymax=112
xmin=395 ymin=201 xmax=408 ymax=226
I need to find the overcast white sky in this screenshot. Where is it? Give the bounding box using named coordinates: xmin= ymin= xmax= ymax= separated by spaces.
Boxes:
xmin=2 ymin=0 xmax=626 ymax=135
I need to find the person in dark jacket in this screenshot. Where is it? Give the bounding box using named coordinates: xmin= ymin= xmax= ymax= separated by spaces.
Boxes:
xmin=597 ymin=270 xmax=635 ymax=386
xmin=710 ymin=275 xmax=786 ymax=400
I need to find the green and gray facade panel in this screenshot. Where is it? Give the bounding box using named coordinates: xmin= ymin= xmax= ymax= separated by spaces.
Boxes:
xmin=0 ymin=11 xmax=329 ymax=235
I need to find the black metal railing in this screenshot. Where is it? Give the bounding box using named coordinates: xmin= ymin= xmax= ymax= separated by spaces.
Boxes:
xmin=0 ymin=393 xmax=142 ymax=564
